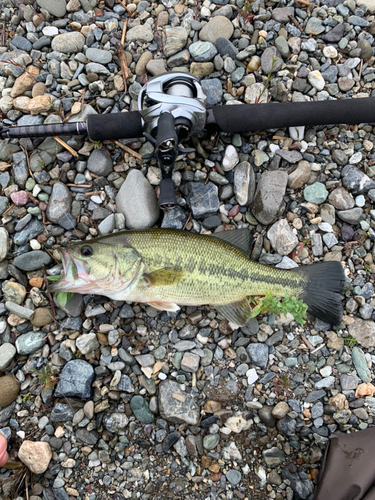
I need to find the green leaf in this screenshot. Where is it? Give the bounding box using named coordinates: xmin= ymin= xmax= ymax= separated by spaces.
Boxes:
xmin=47 ymin=275 xmax=61 ymax=281
xmin=56 ymin=292 xmax=74 ymax=307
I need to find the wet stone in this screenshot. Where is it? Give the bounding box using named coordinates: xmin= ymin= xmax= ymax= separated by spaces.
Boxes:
xmin=130 ymin=396 xmax=154 ymax=424
xmin=158 ymin=380 xmax=199 ymax=425
xmin=246 ymin=343 xmax=268 ymax=368
xmin=226 ymin=470 xmax=242 ymax=485
xmin=55 ymin=360 xmax=95 ymax=399
xmin=104 ymin=412 xmax=129 ymax=432
xmin=263 ymin=447 xmax=285 ymax=467
xmin=16 ymin=331 xmax=46 ymax=355
xmin=188 ymin=182 xmax=220 ymax=219
xmin=50 ymin=403 xmax=75 ymax=423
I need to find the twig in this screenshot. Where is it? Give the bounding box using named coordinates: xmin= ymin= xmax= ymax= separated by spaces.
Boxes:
xmin=2 ymin=203 xmax=15 ymax=217
xmin=301 ymin=335 xmax=314 ymax=350
xmin=113 ymin=140 xmax=142 ymax=160
xmin=115 ymin=42 xmax=129 ymax=92
xmin=288 ymin=14 xmax=303 ymax=31
xmin=0 ymin=162 xmax=11 ymax=171
xmin=42 ymin=264 xmax=57 ymax=328
xmin=182 ymin=213 xmax=191 ymax=230
xmin=296 ymin=0 xmax=316 ymax=5
xmin=25 ymin=474 xmax=29 ymax=500
xmin=66 ymin=183 xmax=93 ymax=187
xmin=311 ymin=343 xmax=326 ymax=355
xmin=53 ymin=136 xmax=78 ymax=157
xmin=44 ymin=248 xmax=60 ymax=265
xmin=19 ymin=145 xmax=34 ymax=179
xmin=84 ymin=190 xmax=103 ymax=196
xmin=121 ymin=19 xmax=128 ymax=46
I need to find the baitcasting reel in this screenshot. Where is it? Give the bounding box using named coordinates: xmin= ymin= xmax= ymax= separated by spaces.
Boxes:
xmin=138 ymin=73 xmax=207 ymax=209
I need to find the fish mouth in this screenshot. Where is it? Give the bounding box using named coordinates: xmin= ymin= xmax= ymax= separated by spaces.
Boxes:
xmin=49 ymin=249 xmax=91 ymax=293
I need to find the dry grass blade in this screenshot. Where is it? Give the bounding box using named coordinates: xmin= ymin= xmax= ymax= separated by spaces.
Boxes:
xmin=121 ymin=18 xmax=127 ymax=46
xmin=113 ymin=140 xmax=142 ymax=160
xmin=53 ymin=136 xmax=78 ymax=157
xmin=115 ymin=42 xmax=129 ymax=92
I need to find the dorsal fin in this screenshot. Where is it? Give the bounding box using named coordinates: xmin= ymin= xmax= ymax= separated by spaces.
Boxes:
xmin=211 ymin=228 xmax=254 ymax=255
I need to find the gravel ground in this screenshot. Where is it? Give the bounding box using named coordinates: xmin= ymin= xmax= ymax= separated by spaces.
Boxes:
xmin=1 ymin=0 xmax=375 ymax=499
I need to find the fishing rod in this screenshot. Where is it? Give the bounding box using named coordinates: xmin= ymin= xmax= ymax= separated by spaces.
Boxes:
xmin=1 ymin=72 xmax=375 ymax=208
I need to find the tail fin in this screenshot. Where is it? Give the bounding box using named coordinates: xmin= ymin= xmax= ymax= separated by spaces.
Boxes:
xmin=292 ymin=261 xmax=345 ymax=326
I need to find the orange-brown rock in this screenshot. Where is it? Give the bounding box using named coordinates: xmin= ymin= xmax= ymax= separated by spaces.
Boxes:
xmin=10 ymin=66 xmax=39 ymax=98
xmin=28 ymin=95 xmax=51 ymax=115
xmin=355 ymin=382 xmax=375 ymax=398
xmin=18 ymin=441 xmax=52 ymax=474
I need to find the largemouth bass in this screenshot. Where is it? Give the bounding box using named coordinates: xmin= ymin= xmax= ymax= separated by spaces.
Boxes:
xmin=49 ymin=228 xmax=345 ymax=326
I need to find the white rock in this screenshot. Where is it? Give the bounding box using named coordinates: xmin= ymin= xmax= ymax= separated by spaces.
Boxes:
xmin=246 ymin=368 xmax=259 ymax=385
xmin=30 ymin=239 xmax=41 ymax=250
xmin=308 ymin=70 xmax=325 ymax=91
xmin=0 ymin=227 xmax=9 ymax=262
xmin=222 ymin=441 xmax=242 ymax=461
xmin=289 ymin=126 xmax=305 ymax=141
xmin=222 ymin=145 xmax=239 ymax=172
xmin=350 ymin=151 xmax=362 ymax=164
xmin=320 ymin=366 xmax=332 ymax=377
xmin=323 ymin=46 xmax=338 ymax=58
xmin=224 ymin=415 xmax=252 ymax=433
xmin=42 ymin=26 xmax=58 ymax=36
xmin=355 ymin=195 xmax=366 ymax=207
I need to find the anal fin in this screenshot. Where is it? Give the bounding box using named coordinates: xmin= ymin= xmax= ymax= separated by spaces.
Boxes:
xmin=215 ymin=298 xmax=252 ymax=327
xmin=147 ymin=301 xmax=180 ymax=312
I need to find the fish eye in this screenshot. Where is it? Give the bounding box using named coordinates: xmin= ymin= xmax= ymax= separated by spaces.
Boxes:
xmin=80 ymin=245 xmax=93 ymax=257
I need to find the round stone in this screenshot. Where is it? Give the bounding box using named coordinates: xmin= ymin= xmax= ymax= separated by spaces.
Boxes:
xmin=203 ymin=434 xmax=220 ymax=450
xmin=226 ymin=470 xmax=242 ymax=486
xmin=323 ymin=46 xmax=338 ymax=58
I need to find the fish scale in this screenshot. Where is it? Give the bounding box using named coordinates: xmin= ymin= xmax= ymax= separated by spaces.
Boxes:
xmin=93 ymin=229 xmax=305 ymax=305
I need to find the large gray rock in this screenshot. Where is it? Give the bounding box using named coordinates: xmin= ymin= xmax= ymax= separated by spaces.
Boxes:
xmin=86 ymin=48 xmax=112 ymax=64
xmin=116 ymin=169 xmax=159 ymax=229
xmin=46 ymin=182 xmax=72 ymax=223
xmin=55 ymin=360 xmax=95 ymax=399
xmin=87 ymin=148 xmax=113 ymax=177
xmin=252 ymin=171 xmax=288 ymax=225
xmin=126 ymin=25 xmax=154 ymax=44
xmin=13 ymin=251 xmax=51 ymax=271
xmin=36 ymin=0 xmax=66 ymax=17
xmin=51 ymin=33 xmax=85 ymax=53
xmin=163 ymin=27 xmax=189 ymax=58
xmin=199 ymin=16 xmax=234 ymax=43
xmin=348 ymin=319 xmax=375 ymax=348
xmin=158 ymin=380 xmax=200 ymax=425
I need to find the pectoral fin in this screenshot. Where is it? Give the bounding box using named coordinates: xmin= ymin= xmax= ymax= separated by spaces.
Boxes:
xmin=144 ymin=268 xmax=184 ymax=287
xmin=147 ymin=301 xmax=180 ymax=312
xmin=215 ymin=298 xmax=252 ymax=327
